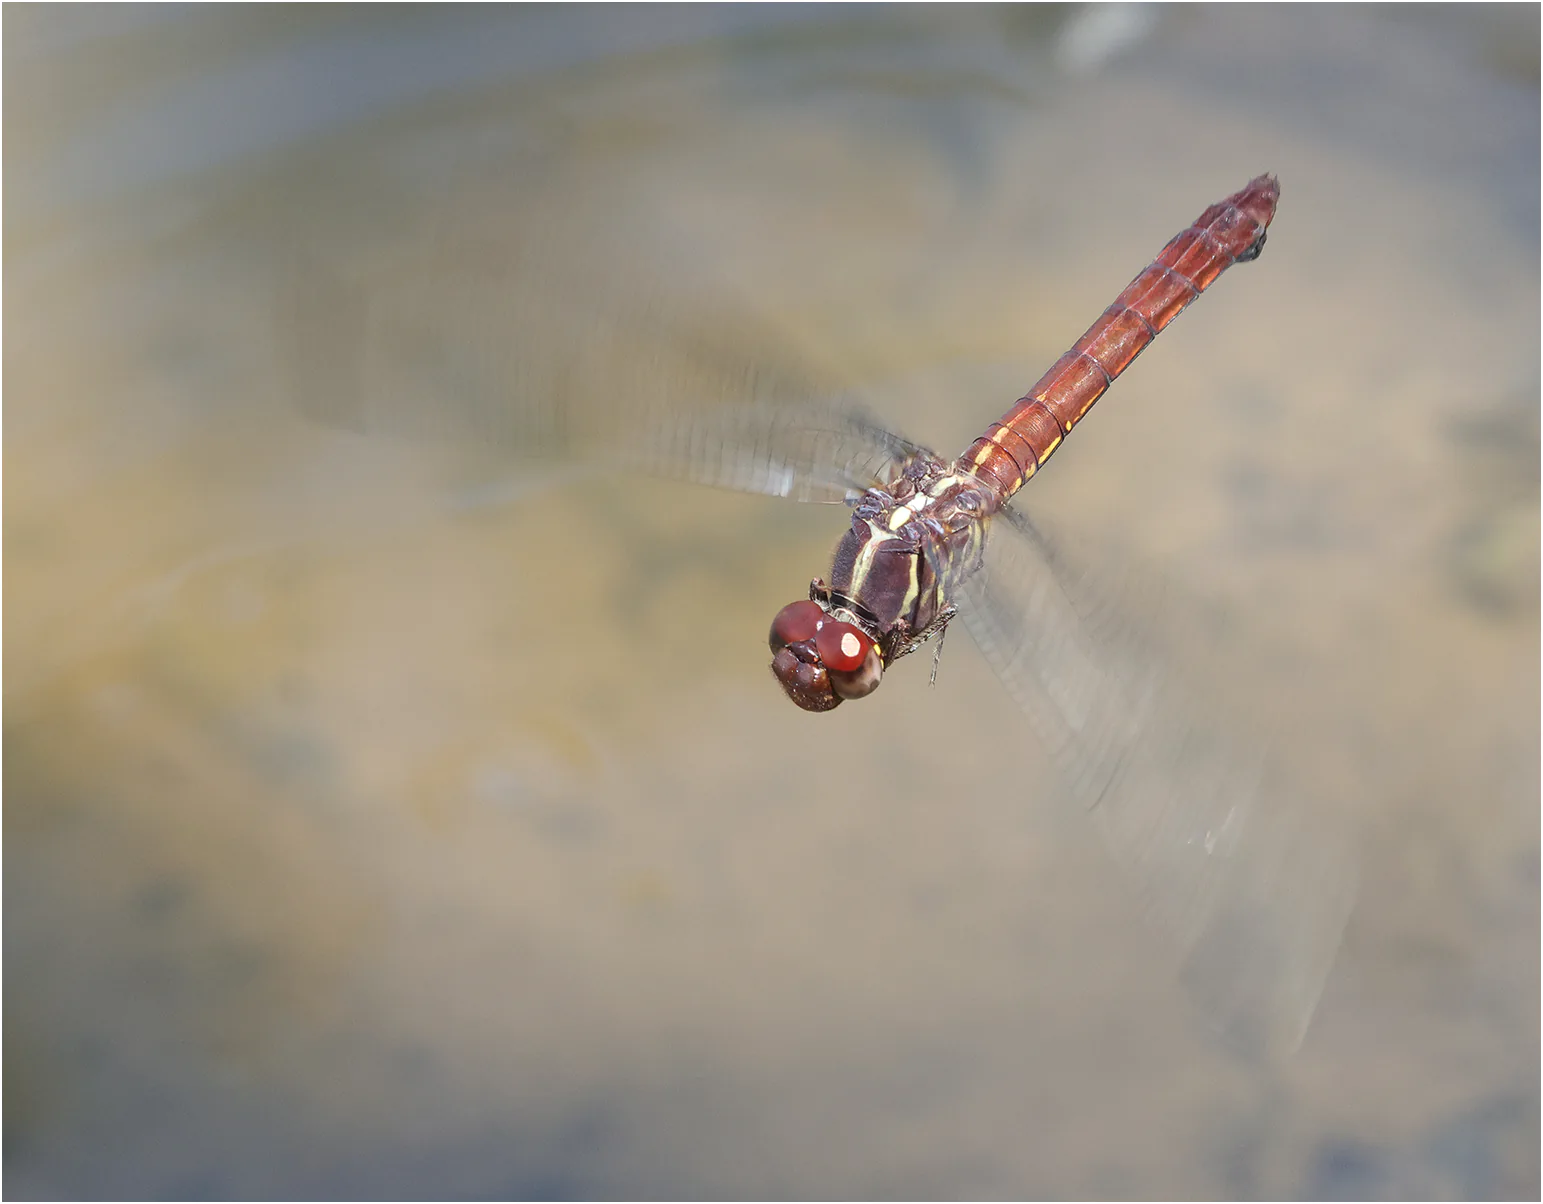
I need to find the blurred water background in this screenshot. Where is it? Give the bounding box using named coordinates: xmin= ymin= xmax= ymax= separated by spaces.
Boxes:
xmin=5 ymin=5 xmax=1538 ymax=1198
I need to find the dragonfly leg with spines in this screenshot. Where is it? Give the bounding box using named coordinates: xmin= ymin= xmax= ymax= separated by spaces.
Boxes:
xmin=886 ymin=603 xmax=958 ymax=664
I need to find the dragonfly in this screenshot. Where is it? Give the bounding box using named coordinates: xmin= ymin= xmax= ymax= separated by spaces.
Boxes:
xmin=283 ymin=174 xmax=1355 ymax=1054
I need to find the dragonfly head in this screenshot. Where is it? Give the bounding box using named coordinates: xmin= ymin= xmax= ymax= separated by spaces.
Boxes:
xmin=767 ymin=599 xmax=883 ymax=712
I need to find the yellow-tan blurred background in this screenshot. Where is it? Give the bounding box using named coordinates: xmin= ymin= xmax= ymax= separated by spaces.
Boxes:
xmin=6 ymin=5 xmax=1538 ymax=1197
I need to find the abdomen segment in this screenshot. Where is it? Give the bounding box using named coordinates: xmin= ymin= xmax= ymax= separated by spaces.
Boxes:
xmin=964 ymin=174 xmax=1279 ymax=501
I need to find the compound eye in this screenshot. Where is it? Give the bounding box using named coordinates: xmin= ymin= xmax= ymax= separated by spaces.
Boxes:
xmin=815 ymin=620 xmax=873 ymax=673
xmin=769 ymin=600 xmax=824 ymax=652
xmin=829 ymin=642 xmax=883 ymax=701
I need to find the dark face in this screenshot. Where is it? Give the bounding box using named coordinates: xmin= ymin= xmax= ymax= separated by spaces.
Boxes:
xmin=767 ymin=600 xmax=883 ymax=712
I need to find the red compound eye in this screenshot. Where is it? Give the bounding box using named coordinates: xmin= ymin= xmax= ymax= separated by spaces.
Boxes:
xmin=769 ymin=600 xmax=824 ymax=651
xmin=815 ymin=620 xmax=873 ymax=673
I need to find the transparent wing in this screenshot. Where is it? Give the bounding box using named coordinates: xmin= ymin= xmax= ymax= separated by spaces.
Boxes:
xmin=959 ymin=505 xmax=1357 ymax=1055
xmin=276 ymin=231 xmax=924 ymax=503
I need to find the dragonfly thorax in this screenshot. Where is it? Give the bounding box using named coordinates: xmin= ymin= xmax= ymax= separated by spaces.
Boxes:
xmin=767 ymin=459 xmax=993 ymax=712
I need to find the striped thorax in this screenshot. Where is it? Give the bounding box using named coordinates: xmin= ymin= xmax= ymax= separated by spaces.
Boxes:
xmin=768 ymin=453 xmax=995 ymax=712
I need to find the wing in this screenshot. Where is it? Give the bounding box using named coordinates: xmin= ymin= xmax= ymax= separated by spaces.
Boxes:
xmin=959 ymin=505 xmax=1357 ymax=1055
xmin=276 ymin=238 xmax=924 ymax=504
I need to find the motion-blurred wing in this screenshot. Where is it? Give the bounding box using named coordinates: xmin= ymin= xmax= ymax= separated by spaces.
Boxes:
xmin=277 ymin=245 xmax=923 ymax=504
xmin=959 ymin=505 xmax=1357 ymax=1054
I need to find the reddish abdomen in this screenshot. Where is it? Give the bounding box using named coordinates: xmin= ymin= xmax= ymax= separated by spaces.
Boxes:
xmin=964 ymin=174 xmax=1279 ymax=501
